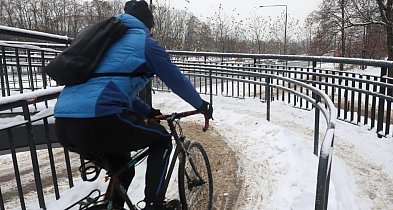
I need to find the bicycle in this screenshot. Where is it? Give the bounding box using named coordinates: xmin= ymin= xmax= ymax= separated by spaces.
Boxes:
xmin=66 ymin=110 xmax=214 ymax=210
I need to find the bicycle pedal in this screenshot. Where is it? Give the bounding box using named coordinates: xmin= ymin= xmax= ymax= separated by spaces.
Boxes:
xmin=163 ymin=199 xmax=182 ymax=210
xmin=77 ymin=197 xmax=96 ymax=207
xmin=78 ymin=189 xmax=101 ymax=208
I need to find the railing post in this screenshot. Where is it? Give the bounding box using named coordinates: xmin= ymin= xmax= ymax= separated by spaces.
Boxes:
xmin=311 ymin=61 xmax=320 ymax=155
xmin=27 ymin=50 xmax=35 ymax=91
xmin=311 ymin=61 xmax=317 ymax=104
xmin=63 ymin=148 xmax=74 ymax=188
xmin=43 ymin=118 xmax=60 ymax=199
xmin=364 ymin=75 xmax=370 ymax=125
xmin=265 ymin=76 xmax=271 ymax=121
xmin=41 ymin=51 xmax=48 ymax=88
xmin=377 ymin=67 xmax=387 ymax=138
xmin=254 ymin=58 xmax=257 ymax=98
xmin=1 ymin=46 xmax=11 ymax=97
xmin=371 ymin=77 xmax=377 ymax=129
xmin=0 ymin=46 xmax=5 ymax=97
xmin=386 ymin=75 xmax=392 ymax=136
xmin=209 ymin=67 xmax=213 ymax=105
xmin=22 ymin=103 xmax=46 ymax=209
xmin=15 ymin=48 xmax=24 ymax=93
xmin=0 ymin=187 xmax=4 ymax=210
xmin=315 ymin=133 xmax=334 ymax=210
xmin=204 ymin=55 xmax=209 ymax=94
xmin=315 ymin=154 xmax=333 ymax=210
xmin=314 ymin=94 xmax=321 ymax=156
xmin=7 ymin=129 xmax=26 ymax=209
xmin=312 ymin=61 xmax=317 ymax=88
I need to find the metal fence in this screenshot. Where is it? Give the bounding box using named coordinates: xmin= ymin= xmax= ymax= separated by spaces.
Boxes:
xmin=167 ymin=51 xmax=393 ymax=138
xmin=0 ymin=87 xmax=72 ymax=210
xmin=0 ymin=42 xmax=338 ymax=209
xmin=2 ymin=25 xmax=393 ymax=210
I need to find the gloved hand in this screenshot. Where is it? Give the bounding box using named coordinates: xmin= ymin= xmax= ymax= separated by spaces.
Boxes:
xmin=146 ymin=107 xmax=162 ymax=118
xmin=197 ymin=100 xmax=213 ymax=119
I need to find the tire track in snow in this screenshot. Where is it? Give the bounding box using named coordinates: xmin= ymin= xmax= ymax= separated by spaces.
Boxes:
xmin=275 ymin=114 xmax=393 ymax=210
xmin=333 ymin=139 xmax=393 ymax=210
xmin=1 ymin=148 xmax=80 ymax=209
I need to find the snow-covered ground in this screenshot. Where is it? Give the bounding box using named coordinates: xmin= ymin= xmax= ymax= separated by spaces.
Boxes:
xmin=27 ymin=90 xmax=392 ymax=210
xmin=1 ymin=64 xmax=392 ymax=209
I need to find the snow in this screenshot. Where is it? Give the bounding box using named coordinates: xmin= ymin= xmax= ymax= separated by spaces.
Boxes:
xmin=16 ymin=90 xmax=391 ymax=210
xmin=169 ymin=50 xmax=393 ymax=68
xmin=0 ymin=26 xmax=70 ymax=42
xmin=1 ymin=65 xmax=392 ymax=209
xmin=0 ymin=87 xmax=63 ymax=106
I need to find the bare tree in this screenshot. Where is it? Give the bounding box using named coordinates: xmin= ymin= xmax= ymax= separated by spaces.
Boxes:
xmin=210 ymin=4 xmax=234 ymax=52
xmin=308 ymin=0 xmax=389 ymax=62
xmin=152 ymin=0 xmax=172 ymax=47
xmin=0 ymin=0 xmax=13 ymax=26
xmin=248 ymin=15 xmax=267 ymax=54
xmin=376 ymin=0 xmax=393 ymax=61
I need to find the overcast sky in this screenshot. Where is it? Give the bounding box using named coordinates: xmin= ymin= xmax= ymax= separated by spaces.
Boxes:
xmin=167 ymin=0 xmax=320 ymax=24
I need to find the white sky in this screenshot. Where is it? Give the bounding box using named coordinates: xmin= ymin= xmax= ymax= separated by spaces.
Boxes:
xmin=166 ymin=0 xmax=321 ymax=24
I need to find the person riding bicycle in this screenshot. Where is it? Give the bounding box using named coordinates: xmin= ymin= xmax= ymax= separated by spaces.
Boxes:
xmin=54 ymin=0 xmax=213 ymax=209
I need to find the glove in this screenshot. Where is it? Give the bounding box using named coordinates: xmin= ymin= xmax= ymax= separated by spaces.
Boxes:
xmin=197 ymin=100 xmax=213 ymax=119
xmin=146 ymin=107 xmax=162 ymax=118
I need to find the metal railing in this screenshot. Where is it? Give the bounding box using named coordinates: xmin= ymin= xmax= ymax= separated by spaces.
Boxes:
xmin=0 ymin=66 xmax=336 ymax=210
xmin=153 ymin=57 xmax=338 ymax=209
xmin=0 ymin=87 xmax=72 ymax=210
xmin=168 ymin=51 xmax=393 ymax=138
xmin=2 ymin=25 xmax=393 ymax=210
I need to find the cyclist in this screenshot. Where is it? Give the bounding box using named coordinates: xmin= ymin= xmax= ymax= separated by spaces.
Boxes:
xmin=54 ymin=0 xmax=213 ymax=209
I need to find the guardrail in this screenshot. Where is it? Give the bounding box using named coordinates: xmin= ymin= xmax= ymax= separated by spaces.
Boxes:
xmin=2 ymin=26 xmax=393 ymax=137
xmin=0 ymin=87 xmax=73 ymax=210
xmin=0 ymin=71 xmax=336 ymax=210
xmin=0 ymin=41 xmax=339 ymax=209
xmin=2 ymin=25 xmax=393 ymax=210
xmin=168 ymin=51 xmax=393 ymax=138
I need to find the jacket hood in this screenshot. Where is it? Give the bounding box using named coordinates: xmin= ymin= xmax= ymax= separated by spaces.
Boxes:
xmin=115 ymin=14 xmax=149 ymax=33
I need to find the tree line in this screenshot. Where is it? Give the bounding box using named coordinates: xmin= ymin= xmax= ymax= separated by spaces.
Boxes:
xmin=308 ymin=0 xmax=393 ymax=62
xmin=0 ymin=0 xmax=311 ymax=55
xmin=0 ymin=0 xmax=392 ymax=63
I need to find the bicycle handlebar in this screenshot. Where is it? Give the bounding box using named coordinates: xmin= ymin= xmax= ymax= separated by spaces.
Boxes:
xmin=153 ymin=110 xmax=210 ymax=132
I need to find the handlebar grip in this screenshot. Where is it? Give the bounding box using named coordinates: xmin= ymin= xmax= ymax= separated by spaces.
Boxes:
xmin=152 ymin=110 xmax=209 ymax=131
xmin=153 ymin=114 xmax=167 ymax=121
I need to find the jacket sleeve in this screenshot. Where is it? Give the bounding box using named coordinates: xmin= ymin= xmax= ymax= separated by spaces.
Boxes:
xmin=144 ymin=37 xmax=202 ymax=109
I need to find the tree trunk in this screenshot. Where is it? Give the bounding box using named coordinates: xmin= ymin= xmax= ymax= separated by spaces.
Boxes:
xmin=376 ymin=0 xmax=393 ymax=78
xmin=340 ymin=0 xmax=346 ymax=70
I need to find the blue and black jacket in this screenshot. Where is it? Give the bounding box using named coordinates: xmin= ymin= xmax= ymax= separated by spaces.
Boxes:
xmin=54 ymin=14 xmax=202 ymax=118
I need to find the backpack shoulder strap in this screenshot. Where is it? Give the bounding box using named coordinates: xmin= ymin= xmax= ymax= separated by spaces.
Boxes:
xmin=91 ymin=64 xmax=154 ymax=78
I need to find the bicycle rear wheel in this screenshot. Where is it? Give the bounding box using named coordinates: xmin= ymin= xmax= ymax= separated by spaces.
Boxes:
xmin=178 ymin=141 xmax=213 ymax=210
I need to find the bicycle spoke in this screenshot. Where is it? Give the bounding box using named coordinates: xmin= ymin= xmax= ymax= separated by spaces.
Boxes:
xmin=179 ymin=142 xmax=213 ymax=210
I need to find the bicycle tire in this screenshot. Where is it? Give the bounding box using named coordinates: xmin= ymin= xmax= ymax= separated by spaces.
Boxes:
xmin=178 ymin=141 xmax=213 ymax=210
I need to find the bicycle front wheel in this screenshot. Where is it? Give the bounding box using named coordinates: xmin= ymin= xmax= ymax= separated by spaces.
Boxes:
xmin=178 ymin=141 xmax=213 ymax=210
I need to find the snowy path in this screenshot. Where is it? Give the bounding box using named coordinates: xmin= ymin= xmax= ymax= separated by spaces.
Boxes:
xmin=3 ymin=91 xmax=393 ymax=210
xmin=155 ymin=92 xmax=393 ymax=209
xmin=265 ymin=101 xmax=393 ymax=210
xmin=1 ymin=149 xmax=80 ymax=209
xmin=333 ymin=136 xmax=393 ymax=209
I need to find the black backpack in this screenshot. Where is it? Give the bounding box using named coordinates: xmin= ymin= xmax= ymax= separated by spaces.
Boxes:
xmin=45 ymin=16 xmax=146 ymax=86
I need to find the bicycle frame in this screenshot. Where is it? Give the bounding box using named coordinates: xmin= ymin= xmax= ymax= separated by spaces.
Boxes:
xmin=154 ymin=110 xmax=209 ymax=203
xmin=72 ymin=110 xmax=209 ymax=210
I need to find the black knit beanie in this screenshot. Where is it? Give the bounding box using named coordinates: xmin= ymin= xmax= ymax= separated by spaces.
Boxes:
xmin=124 ymin=0 xmax=154 ymax=29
